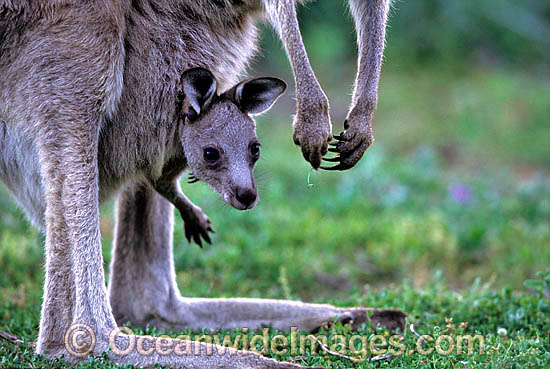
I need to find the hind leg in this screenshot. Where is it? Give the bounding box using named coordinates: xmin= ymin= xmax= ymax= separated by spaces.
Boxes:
xmin=109 ymin=183 xmax=406 ymax=335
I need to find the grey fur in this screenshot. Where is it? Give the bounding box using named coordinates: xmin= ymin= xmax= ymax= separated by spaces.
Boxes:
xmin=0 ymin=1 xmax=402 ymax=368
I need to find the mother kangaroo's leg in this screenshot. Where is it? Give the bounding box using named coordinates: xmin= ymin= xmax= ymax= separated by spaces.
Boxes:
xmin=10 ymin=10 xmax=126 ymax=357
xmin=109 ymin=181 xmax=315 ymax=368
xmin=109 ymin=183 xmax=406 ymax=335
xmin=8 ymin=7 xmax=298 ymax=369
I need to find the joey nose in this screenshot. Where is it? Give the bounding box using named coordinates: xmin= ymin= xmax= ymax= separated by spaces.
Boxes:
xmin=236 ymin=187 xmax=257 ymax=208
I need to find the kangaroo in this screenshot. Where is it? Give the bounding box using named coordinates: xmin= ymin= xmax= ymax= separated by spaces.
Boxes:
xmin=0 ymin=1 xmax=404 ymax=368
xmin=149 ymin=68 xmax=287 ymax=246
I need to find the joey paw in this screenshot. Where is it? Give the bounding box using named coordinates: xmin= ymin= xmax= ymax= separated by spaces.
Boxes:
xmin=181 ymin=205 xmax=214 ymax=248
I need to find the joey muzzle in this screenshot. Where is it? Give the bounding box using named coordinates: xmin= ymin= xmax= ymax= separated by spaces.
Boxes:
xmin=235 ymin=186 xmax=257 ymax=209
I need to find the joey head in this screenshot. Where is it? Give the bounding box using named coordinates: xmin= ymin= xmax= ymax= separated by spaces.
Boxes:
xmin=150 ymin=68 xmax=286 ymax=246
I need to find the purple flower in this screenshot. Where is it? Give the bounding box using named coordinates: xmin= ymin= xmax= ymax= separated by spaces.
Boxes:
xmin=449 ymin=183 xmax=472 ymax=204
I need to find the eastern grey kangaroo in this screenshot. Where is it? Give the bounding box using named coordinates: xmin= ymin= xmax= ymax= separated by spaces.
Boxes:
xmin=0 ymin=1 xmax=404 ymax=368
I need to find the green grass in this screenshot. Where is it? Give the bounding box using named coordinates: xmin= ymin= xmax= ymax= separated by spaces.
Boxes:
xmin=2 ymin=274 xmax=549 ymax=368
xmin=1 ymin=65 xmax=549 ymax=368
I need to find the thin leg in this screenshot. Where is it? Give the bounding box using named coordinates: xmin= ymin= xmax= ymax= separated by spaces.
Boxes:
xmin=36 ymin=108 xmax=117 ymax=355
xmin=37 ymin=199 xmax=76 ymax=355
xmin=322 ymin=0 xmax=391 ymax=171
xmin=263 ymin=0 xmax=332 ymax=169
xmin=29 ymin=24 xmax=122 ymax=356
xmin=109 ymin=181 xmax=181 ymax=327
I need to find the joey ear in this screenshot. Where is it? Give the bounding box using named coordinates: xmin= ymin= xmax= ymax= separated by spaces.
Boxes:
xmin=232 ymin=77 xmax=287 ymax=115
xmin=181 ymin=68 xmax=217 ymax=121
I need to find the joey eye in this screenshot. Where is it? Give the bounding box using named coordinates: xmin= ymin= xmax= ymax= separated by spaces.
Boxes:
xmin=250 ymin=143 xmax=261 ymax=159
xmin=203 ymin=147 xmax=220 ymax=162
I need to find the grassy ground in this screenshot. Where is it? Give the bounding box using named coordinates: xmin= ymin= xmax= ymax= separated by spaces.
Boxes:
xmin=1 ymin=65 xmax=549 ymax=367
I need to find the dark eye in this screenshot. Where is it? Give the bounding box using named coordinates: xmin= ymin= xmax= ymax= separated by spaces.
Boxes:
xmin=250 ymin=143 xmax=261 ymax=159
xmin=203 ymin=147 xmax=220 ymax=162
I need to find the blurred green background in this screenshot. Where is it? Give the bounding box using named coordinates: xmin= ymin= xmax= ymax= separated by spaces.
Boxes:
xmin=1 ymin=2 xmax=549 ymax=366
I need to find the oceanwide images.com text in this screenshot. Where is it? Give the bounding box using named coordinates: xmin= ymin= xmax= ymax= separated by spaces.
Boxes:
xmin=65 ymin=324 xmax=486 ymax=360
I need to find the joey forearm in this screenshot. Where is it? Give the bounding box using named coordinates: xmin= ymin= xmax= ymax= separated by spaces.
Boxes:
xmin=147 ymin=154 xmax=192 ymax=217
xmin=150 ymin=175 xmax=213 ymax=247
xmin=151 ymin=177 xmax=192 ymax=219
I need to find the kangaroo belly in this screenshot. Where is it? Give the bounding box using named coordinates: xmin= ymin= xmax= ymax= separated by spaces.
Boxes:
xmin=0 ymin=119 xmax=135 ymax=231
